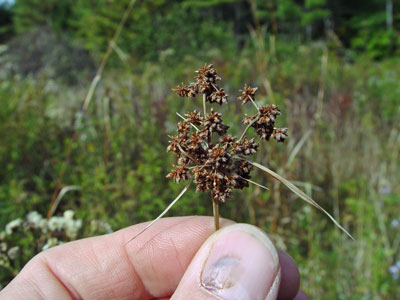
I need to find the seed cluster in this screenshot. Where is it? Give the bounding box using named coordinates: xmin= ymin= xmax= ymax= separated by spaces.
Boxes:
xmin=168 ymin=64 xmax=288 ymax=204
xmin=243 ymin=104 xmax=288 ymax=142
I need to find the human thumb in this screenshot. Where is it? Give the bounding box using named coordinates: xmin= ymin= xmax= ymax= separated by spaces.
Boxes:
xmin=171 ymin=223 xmax=281 ymax=300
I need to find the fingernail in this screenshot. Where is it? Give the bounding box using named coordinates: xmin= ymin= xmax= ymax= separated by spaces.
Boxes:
xmin=200 ymin=224 xmax=280 ymax=300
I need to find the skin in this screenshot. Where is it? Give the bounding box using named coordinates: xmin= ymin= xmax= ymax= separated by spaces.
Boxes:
xmin=0 ymin=216 xmax=308 ymax=300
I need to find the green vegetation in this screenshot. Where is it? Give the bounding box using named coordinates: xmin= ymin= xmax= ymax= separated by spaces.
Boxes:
xmin=0 ymin=0 xmax=399 ymax=298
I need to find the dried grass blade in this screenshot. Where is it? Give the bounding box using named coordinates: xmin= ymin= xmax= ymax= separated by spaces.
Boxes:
xmin=125 ymin=179 xmax=192 ymax=245
xmin=245 ymin=159 xmax=354 ymax=240
xmin=242 ymin=177 xmax=269 ymax=190
xmin=48 ymin=186 xmax=81 ymax=219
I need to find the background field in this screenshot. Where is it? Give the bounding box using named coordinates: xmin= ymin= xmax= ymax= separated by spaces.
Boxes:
xmin=0 ymin=1 xmax=399 ymax=299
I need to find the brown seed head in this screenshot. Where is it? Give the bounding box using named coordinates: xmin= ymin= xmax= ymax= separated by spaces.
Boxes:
xmin=203 ymin=109 xmax=229 ymax=136
xmin=212 ymin=186 xmax=232 ymax=203
xmin=168 ymin=64 xmax=287 ymax=204
xmin=258 ymin=105 xmax=280 ymax=126
xmin=173 ymin=83 xmax=191 ymax=98
xmin=209 ymin=88 xmax=228 ymax=105
xmin=272 ymin=127 xmax=288 ymax=143
xmin=184 ymin=110 xmax=202 ymax=126
xmin=238 ymin=84 xmax=258 ymax=105
xmin=219 ymin=134 xmax=236 ymax=146
xmin=177 ymin=121 xmax=191 ymax=135
xmin=166 ymin=165 xmax=190 ymax=183
xmin=195 ymin=64 xmax=221 ymax=85
xmin=206 ymin=144 xmax=231 ymax=169
xmin=241 ymin=138 xmax=259 ymax=155
xmin=167 ymin=135 xmax=185 ymax=154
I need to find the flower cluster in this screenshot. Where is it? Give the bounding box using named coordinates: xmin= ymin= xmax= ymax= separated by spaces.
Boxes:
xmin=168 ymin=65 xmax=288 ymax=204
xmin=0 ymin=210 xmax=83 ymax=275
xmin=2 ymin=210 xmax=83 ymax=249
xmin=0 ymin=210 xmax=114 ymax=289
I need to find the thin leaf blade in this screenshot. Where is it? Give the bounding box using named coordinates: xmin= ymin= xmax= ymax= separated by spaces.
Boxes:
xmin=125 ymin=179 xmax=192 ymax=245
xmin=245 ymin=158 xmax=354 ymax=240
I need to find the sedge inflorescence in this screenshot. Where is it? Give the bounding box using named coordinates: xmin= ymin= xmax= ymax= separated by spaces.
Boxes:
xmin=167 ymin=64 xmax=287 ymax=204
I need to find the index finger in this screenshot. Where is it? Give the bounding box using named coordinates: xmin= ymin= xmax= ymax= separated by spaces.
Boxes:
xmin=0 ymin=216 xmax=232 ymax=300
xmin=0 ymin=216 xmax=301 ymax=300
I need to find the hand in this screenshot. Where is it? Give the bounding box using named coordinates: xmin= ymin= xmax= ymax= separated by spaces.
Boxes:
xmin=0 ymin=216 xmax=308 ymax=300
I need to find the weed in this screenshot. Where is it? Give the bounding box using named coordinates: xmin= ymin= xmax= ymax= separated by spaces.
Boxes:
xmin=127 ymin=64 xmax=352 ymax=243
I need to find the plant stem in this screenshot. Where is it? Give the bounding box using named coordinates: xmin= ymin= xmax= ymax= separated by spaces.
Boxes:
xmin=176 ymin=112 xmax=200 ymax=131
xmin=213 ymin=200 xmax=220 ymax=231
xmin=211 ymin=83 xmax=219 ymax=91
xmin=177 ymin=144 xmax=200 ymax=164
xmin=203 ymin=94 xmax=207 ymax=117
xmin=248 ymin=95 xmax=259 ymax=111
xmin=239 ymin=116 xmax=259 ymax=142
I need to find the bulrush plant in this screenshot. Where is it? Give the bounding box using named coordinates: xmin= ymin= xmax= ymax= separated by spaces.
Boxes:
xmin=126 ymin=64 xmax=353 ymax=244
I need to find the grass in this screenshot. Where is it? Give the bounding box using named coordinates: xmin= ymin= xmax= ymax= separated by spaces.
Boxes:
xmin=0 ymin=40 xmax=399 ymax=298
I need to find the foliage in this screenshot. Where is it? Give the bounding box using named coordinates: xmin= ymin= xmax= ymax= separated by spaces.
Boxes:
xmin=2 ymin=0 xmax=400 ymax=59
xmin=12 ymin=0 xmax=75 ymax=33
xmin=0 ymin=37 xmax=399 ymax=298
xmin=0 ymin=4 xmax=13 ymax=42
xmin=0 ymin=0 xmax=400 ymax=298
xmin=302 ymin=0 xmax=330 ymax=28
xmin=350 ymin=12 xmax=397 ymax=59
xmin=0 ymin=26 xmax=94 ymax=82
xmin=67 ymin=0 xmax=236 ymax=62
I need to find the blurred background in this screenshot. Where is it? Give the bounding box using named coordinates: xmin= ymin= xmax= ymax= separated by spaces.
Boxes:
xmin=0 ymin=0 xmax=399 ymax=298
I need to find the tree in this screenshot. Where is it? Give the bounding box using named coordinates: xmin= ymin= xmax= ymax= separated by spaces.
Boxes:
xmin=12 ymin=0 xmax=75 ymax=33
xmin=0 ymin=4 xmax=13 ymax=42
xmin=302 ymin=0 xmax=331 ymax=39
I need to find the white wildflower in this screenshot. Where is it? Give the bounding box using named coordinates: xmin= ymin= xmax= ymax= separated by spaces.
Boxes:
xmin=5 ymin=218 xmax=22 ymax=235
xmin=63 ymin=210 xmax=75 ymax=220
xmin=26 ymin=211 xmax=44 ymax=227
xmin=38 ymin=219 xmax=48 ymax=233
xmin=0 ymin=231 xmax=6 ymax=240
xmin=42 ymin=238 xmax=58 ymax=251
xmin=48 ymin=216 xmax=66 ymax=231
xmin=66 ymin=219 xmax=82 ymax=239
xmin=7 ymin=246 xmax=19 ymax=260
xmin=75 ymin=219 xmax=82 ymax=229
